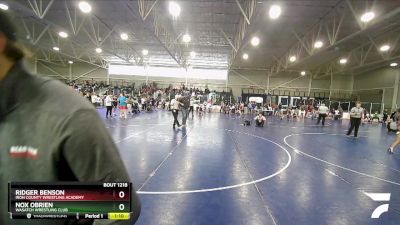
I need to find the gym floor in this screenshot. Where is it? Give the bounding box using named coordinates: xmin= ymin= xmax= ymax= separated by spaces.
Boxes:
xmin=100 ymin=109 xmax=400 ymax=225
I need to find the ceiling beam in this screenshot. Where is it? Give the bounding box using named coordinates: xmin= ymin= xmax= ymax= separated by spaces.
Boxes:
xmin=27 ymin=0 xmax=54 ymax=19
xmin=142 ymin=0 xmax=159 ymax=21
xmin=231 ymin=69 xmax=266 ymax=91
xmin=22 ymin=39 xmax=108 ymax=69
xmin=270 ymin=76 xmax=307 ymax=91
xmin=90 ymin=13 xmax=142 ymax=63
xmin=220 ymin=29 xmax=237 ymax=52
xmin=292 ymin=31 xmax=312 ymax=56
xmin=9 ymin=0 xmax=108 ymax=67
xmin=36 ymin=58 xmax=65 ymax=67
xmin=319 ymin=54 xmax=400 ymax=78
xmin=228 ymin=0 xmax=256 ymax=67
xmin=74 ymin=67 xmax=102 ymax=80
xmin=235 ymin=0 xmax=251 ymax=25
xmin=314 ymin=25 xmax=400 ymax=78
xmin=125 ymin=0 xmax=183 ymax=66
xmin=38 ymin=61 xmax=68 ymax=80
xmin=271 ymin=1 xmax=400 ymax=76
xmin=33 ymin=24 xmax=50 ymax=45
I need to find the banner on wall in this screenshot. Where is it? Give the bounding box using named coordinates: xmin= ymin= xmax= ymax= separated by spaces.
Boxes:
xmin=249 ymin=97 xmax=263 ymax=103
xmin=108 ymin=65 xmax=228 ymax=80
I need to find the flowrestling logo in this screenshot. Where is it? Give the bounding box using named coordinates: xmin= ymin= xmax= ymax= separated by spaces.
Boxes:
xmin=9 ymin=146 xmax=38 ymax=160
xmin=365 ymin=192 xmax=391 ymax=219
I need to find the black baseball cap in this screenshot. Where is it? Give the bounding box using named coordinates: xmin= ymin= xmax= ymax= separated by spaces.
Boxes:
xmin=0 ymin=11 xmax=17 ymax=41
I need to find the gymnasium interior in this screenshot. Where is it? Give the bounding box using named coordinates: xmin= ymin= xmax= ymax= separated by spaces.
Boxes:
xmin=1 ymin=0 xmax=400 ymax=224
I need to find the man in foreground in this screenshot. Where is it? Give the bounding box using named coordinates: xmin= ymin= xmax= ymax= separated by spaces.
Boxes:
xmin=0 ymin=11 xmax=140 ymax=225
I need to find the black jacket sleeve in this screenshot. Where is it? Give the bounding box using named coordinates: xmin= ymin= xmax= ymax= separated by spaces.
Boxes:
xmin=61 ymin=109 xmax=141 ymax=224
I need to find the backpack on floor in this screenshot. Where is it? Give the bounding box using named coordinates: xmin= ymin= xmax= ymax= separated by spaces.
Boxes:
xmin=244 ymin=120 xmax=251 ymax=126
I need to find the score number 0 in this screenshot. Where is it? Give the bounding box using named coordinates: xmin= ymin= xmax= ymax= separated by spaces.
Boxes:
xmin=118 ymin=191 xmax=125 ymax=211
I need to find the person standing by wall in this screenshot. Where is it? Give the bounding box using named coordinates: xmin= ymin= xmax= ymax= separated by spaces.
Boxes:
xmin=85 ymin=92 xmax=91 ymax=102
xmin=171 ymin=95 xmax=182 ymax=129
xmin=180 ymin=92 xmax=190 ymax=127
xmin=141 ymin=96 xmax=146 ymax=111
xmin=189 ymin=96 xmax=195 ymax=117
xmin=387 ymin=109 xmax=400 ymax=153
xmin=112 ymin=95 xmax=118 ymax=116
xmin=316 ymin=103 xmax=329 ymax=126
xmin=105 ymin=92 xmax=113 ymax=118
xmin=299 ymin=104 xmax=306 ymax=119
xmin=276 ymin=103 xmax=282 ymax=117
xmin=133 ymin=97 xmax=140 ymax=114
xmin=91 ymin=92 xmax=98 ymax=107
xmin=240 ymin=102 xmax=245 ymax=116
xmin=383 ymin=109 xmax=389 ymax=123
xmin=127 ymin=96 xmax=133 ymax=115
xmin=119 ymin=93 xmax=127 ymax=119
xmin=346 ymin=101 xmax=364 ymax=138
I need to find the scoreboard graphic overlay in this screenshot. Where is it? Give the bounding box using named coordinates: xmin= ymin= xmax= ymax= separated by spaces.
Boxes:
xmin=8 ymin=182 xmax=132 ymax=220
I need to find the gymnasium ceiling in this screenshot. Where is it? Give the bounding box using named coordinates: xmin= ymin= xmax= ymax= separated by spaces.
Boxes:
xmin=1 ymin=0 xmax=400 ymax=78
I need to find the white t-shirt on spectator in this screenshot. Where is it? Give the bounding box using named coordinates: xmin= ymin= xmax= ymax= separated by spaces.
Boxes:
xmin=105 ymin=96 xmax=112 ymax=106
xmin=91 ymin=95 xmax=97 ymax=104
xmin=318 ymin=105 xmax=329 ymax=115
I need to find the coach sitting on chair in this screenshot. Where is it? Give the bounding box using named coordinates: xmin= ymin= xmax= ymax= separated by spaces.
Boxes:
xmin=255 ymin=113 xmax=266 ymax=127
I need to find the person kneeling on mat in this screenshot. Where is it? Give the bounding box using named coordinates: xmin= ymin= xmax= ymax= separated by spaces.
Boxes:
xmin=255 ymin=113 xmax=266 ymax=127
xmin=317 ymin=103 xmax=329 ymax=126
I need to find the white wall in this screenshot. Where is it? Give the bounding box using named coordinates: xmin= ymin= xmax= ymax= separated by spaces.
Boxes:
xmin=227 ymin=69 xmax=352 ymax=100
xmin=24 ymin=57 xmax=399 ymax=108
xmin=24 ymin=58 xmax=108 ymax=81
xmin=353 ymin=67 xmax=400 ymax=110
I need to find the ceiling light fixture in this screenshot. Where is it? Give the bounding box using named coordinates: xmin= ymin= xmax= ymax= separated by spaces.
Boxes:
xmin=360 ymin=11 xmax=375 ymax=23
xmin=120 ymin=33 xmax=128 ymax=40
xmin=0 ymin=3 xmax=9 ymax=10
xmin=58 ymin=31 xmax=68 ymax=38
xmin=269 ymin=5 xmax=281 ymax=19
xmin=251 ymin=37 xmax=260 ymax=46
xmin=380 ymin=44 xmax=390 ymax=52
xmin=289 ymin=56 xmax=297 ymax=62
xmin=53 ymin=46 xmax=60 ymax=51
xmin=142 ymin=49 xmax=149 ymax=56
xmin=300 ymin=71 xmax=306 ymax=76
xmin=242 ymin=53 xmax=249 ymax=60
xmin=78 ymin=1 xmax=92 ymax=13
xmin=95 ymin=48 xmax=102 ymax=53
xmin=390 ymin=62 xmax=398 ymax=67
xmin=68 ymin=60 xmax=73 ymax=64
xmin=182 ymin=34 xmax=191 ymax=43
xmin=339 ymin=58 xmax=348 ymax=64
xmin=169 ymin=1 xmax=181 ymax=18
xmin=314 ymin=41 xmax=323 ymax=48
